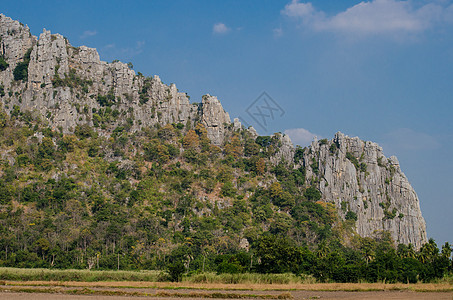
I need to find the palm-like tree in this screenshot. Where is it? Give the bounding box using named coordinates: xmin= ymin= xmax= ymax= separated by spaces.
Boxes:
xmin=441 ymin=242 xmax=452 ymax=259
xmin=316 ymin=242 xmax=330 ymax=259
xmin=360 ymin=237 xmax=376 ymax=264
xmin=407 ymin=244 xmax=416 ymax=259
xmin=418 ymin=239 xmax=439 ymax=263
xmin=397 ymin=244 xmax=408 ymax=259
xmin=418 ymin=250 xmax=428 ymax=264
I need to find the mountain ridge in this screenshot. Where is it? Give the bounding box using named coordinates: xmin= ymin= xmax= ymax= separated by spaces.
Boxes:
xmin=0 ymin=13 xmax=427 ymax=249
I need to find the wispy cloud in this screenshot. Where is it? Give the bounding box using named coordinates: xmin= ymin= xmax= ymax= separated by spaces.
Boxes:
xmin=284 ymin=127 xmax=318 ymax=146
xmin=281 ymin=0 xmax=451 ymax=36
xmin=213 ymin=23 xmax=230 ymax=34
xmin=80 ymin=30 xmax=97 ymax=39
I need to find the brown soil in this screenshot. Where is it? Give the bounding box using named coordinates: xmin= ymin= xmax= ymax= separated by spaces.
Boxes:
xmin=3 ymin=281 xmax=453 ymax=291
xmin=1 ymin=290 xmax=453 ymax=300
xmin=0 ymin=281 xmax=452 ymax=300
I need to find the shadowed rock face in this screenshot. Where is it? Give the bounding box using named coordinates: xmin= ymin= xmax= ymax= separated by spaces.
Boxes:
xmin=304 ymin=132 xmax=427 ymax=249
xmin=0 ymin=14 xmax=427 ymax=248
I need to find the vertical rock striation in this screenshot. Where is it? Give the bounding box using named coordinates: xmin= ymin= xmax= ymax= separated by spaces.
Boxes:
xmin=303 ymin=132 xmax=427 ymax=249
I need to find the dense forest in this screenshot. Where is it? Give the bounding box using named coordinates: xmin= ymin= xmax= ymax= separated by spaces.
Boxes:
xmin=0 ymin=104 xmax=451 ymax=283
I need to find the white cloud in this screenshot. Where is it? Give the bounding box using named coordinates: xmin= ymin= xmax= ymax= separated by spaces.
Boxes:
xmin=282 ymin=0 xmax=315 ymax=18
xmin=282 ymin=0 xmax=451 ymax=36
xmin=381 ymin=128 xmax=441 ymax=153
xmin=213 ymin=23 xmax=230 ymax=34
xmin=284 ymin=128 xmax=318 ymax=146
xmin=80 ymin=30 xmax=97 ymax=39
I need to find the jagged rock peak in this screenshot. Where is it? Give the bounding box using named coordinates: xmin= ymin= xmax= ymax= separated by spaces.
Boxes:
xmin=201 ymin=94 xmax=231 ymax=145
xmin=270 ymin=133 xmax=295 ymax=165
xmin=0 ymin=14 xmax=36 ymax=66
xmin=0 ymin=16 xmax=236 ymax=145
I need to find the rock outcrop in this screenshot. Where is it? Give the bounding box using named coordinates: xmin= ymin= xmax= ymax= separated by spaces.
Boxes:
xmin=0 ymin=14 xmax=428 ymax=248
xmin=269 ymin=133 xmax=295 ymax=165
xmin=201 ymin=94 xmax=231 ymax=145
xmin=302 ymin=132 xmax=427 ymax=249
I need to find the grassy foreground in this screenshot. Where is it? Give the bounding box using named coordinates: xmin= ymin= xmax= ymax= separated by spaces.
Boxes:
xmin=0 ymin=268 xmax=452 ymax=293
xmin=0 ymin=268 xmax=311 ymax=284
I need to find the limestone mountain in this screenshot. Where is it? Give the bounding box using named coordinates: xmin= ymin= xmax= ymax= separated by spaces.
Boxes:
xmin=0 ymin=12 xmax=427 ymax=257
xmin=0 ymin=14 xmax=230 ymax=145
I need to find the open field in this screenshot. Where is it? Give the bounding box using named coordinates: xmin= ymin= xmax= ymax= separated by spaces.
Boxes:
xmin=0 ymin=268 xmax=452 ymax=299
xmin=0 ymin=280 xmax=452 ymax=299
xmin=1 ymin=280 xmax=453 ymax=292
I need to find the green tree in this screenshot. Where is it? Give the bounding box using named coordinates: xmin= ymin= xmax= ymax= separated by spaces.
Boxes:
xmin=254 ymin=235 xmax=305 ymax=274
xmin=167 ymin=261 xmax=185 ymax=282
xmin=13 ymin=48 xmax=32 ymax=81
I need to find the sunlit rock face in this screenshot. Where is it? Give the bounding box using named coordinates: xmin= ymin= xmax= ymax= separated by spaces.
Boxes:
xmin=302 ymin=132 xmax=427 ymax=249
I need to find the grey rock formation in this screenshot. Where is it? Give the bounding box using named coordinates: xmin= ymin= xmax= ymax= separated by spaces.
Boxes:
xmin=0 ymin=14 xmax=36 ymax=66
xmin=302 ymin=132 xmax=427 ymax=249
xmin=0 ymin=16 xmax=226 ymax=145
xmin=200 ymin=94 xmax=231 ymax=145
xmin=233 ymin=117 xmax=241 ymax=131
xmin=0 ymin=15 xmax=428 ymax=248
xmin=269 ymin=133 xmax=295 ymax=165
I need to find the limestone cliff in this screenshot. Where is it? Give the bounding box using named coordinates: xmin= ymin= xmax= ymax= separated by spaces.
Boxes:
xmin=301 ymin=132 xmax=428 ymax=249
xmin=0 ymin=14 xmax=427 ymax=248
xmin=0 ymin=14 xmax=229 ymax=143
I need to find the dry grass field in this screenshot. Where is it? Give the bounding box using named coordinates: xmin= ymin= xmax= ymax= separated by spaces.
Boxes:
xmin=0 ymin=269 xmax=452 ymax=299
xmin=2 ymin=280 xmax=453 ymax=292
xmin=0 ymin=280 xmax=452 ymax=299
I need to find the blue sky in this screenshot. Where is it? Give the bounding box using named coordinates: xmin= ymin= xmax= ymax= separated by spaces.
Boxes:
xmin=3 ymin=0 xmax=453 ymax=245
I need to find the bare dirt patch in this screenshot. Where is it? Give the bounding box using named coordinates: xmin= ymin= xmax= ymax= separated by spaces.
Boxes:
xmin=1 ymin=290 xmax=453 ymax=300
xmin=0 ymin=281 xmax=452 ymax=299
xmin=3 ymin=280 xmax=453 ymax=292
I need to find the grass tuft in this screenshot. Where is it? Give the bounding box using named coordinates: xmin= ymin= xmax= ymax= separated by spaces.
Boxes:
xmin=185 ymin=272 xmax=315 ymax=285
xmin=0 ymin=267 xmax=162 ymax=282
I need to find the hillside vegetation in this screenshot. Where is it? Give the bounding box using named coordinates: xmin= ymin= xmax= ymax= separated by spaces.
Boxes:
xmin=0 ymin=106 xmax=451 ymax=283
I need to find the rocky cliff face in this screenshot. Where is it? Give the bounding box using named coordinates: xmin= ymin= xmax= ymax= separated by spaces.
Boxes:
xmin=302 ymin=132 xmax=427 ymax=249
xmin=0 ymin=14 xmax=229 ymax=142
xmin=0 ymin=14 xmax=427 ymax=248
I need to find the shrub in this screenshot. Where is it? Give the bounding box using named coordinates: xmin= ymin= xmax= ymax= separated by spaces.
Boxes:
xmin=304 ymin=186 xmax=321 ymax=201
xmin=329 ymin=143 xmax=337 ymax=154
xmin=167 ymin=261 xmax=185 ymax=282
xmin=346 ymin=152 xmax=360 ymax=170
xmin=13 ymin=61 xmax=29 ymax=81
xmin=13 ymin=47 xmax=32 ymax=81
xmin=217 ymin=261 xmax=244 ymax=274
xmin=0 ymin=55 xmax=9 ymax=71
xmin=360 ymin=162 xmax=367 ymax=173
xmin=74 ymin=124 xmax=95 ymax=139
xmin=345 ymin=211 xmax=358 ymax=221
